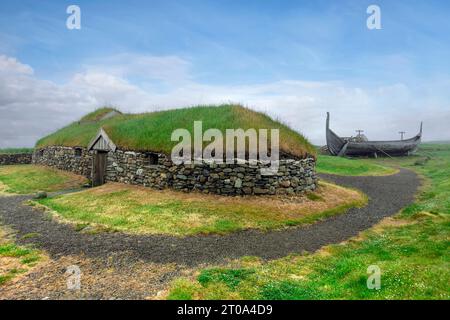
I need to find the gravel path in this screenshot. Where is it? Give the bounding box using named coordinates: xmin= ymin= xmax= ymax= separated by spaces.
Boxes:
xmin=0 ymin=169 xmax=419 ymax=267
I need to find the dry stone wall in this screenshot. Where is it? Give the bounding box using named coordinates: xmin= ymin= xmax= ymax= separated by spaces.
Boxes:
xmin=33 ymin=146 xmax=92 ymax=178
xmin=0 ymin=153 xmax=32 ymax=165
xmin=34 ymin=146 xmax=317 ymax=195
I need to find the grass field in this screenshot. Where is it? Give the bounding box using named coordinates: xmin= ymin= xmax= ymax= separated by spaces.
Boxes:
xmin=0 ymin=148 xmax=33 ymax=154
xmin=35 ymin=182 xmax=366 ymax=236
xmin=316 ymin=155 xmax=397 ymax=176
xmin=36 ymin=105 xmax=316 ymax=158
xmin=167 ymin=143 xmax=450 ymax=299
xmin=0 ymin=165 xmax=87 ymax=194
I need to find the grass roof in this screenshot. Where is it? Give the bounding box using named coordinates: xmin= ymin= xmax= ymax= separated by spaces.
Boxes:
xmin=36 ymin=104 xmax=316 ymax=158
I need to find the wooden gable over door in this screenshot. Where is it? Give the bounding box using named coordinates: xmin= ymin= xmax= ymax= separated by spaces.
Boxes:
xmin=88 ymin=128 xmax=117 ymax=152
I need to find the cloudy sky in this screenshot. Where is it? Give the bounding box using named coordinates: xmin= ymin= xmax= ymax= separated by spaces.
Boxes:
xmin=1 ymin=0 xmax=449 ymax=148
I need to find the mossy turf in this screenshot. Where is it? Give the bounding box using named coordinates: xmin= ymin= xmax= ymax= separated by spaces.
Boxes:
xmin=36 ymin=104 xmax=315 ymax=158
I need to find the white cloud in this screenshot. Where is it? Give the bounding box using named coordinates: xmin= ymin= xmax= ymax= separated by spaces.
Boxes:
xmin=0 ymin=54 xmax=449 ymax=148
xmin=82 ymin=53 xmax=192 ymax=84
xmin=0 ymin=55 xmax=33 ymax=75
xmin=70 ymin=71 xmax=153 ymax=110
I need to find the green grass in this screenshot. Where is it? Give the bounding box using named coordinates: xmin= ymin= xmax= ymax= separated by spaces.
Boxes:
xmin=0 ymin=232 xmax=42 ymax=286
xmin=0 ymin=243 xmax=32 ymax=257
xmin=316 ymin=155 xmax=397 ymax=176
xmin=35 ymin=182 xmax=366 ymax=236
xmin=0 ymin=148 xmax=33 ymax=154
xmin=198 ymin=268 xmax=256 ymax=290
xmin=167 ymin=144 xmax=450 ymax=300
xmin=370 ymin=144 xmax=450 ymax=218
xmin=36 ymin=104 xmax=316 ymax=159
xmin=0 ymin=165 xmax=87 ymax=194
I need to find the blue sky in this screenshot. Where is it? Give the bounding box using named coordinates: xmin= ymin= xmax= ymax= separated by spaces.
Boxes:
xmin=0 ymin=0 xmax=449 ymax=147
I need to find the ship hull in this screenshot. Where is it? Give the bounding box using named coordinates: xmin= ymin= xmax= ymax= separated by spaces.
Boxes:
xmin=326 ymin=113 xmax=422 ymax=157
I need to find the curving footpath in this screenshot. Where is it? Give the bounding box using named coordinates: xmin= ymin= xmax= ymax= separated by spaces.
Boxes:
xmin=0 ymin=169 xmax=420 ymax=266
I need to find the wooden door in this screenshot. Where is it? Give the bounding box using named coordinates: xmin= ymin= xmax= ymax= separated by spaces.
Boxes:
xmin=93 ymin=151 xmax=107 ymax=186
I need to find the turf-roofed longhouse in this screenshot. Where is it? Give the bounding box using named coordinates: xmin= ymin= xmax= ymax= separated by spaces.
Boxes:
xmin=34 ymin=105 xmax=317 ymax=195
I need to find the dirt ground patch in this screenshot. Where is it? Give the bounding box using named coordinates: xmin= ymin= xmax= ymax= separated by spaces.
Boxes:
xmin=0 ymin=252 xmax=182 ymax=300
xmin=1 ymin=222 xmax=183 ymax=300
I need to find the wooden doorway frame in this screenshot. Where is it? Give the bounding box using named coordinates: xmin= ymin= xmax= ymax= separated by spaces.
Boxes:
xmin=88 ymin=128 xmax=117 ymax=187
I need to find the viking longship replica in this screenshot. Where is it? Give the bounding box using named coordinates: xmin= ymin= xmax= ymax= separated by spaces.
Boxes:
xmin=326 ymin=112 xmax=422 ymax=157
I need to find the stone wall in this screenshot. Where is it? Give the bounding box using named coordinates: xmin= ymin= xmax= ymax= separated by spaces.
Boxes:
xmin=33 ymin=146 xmax=92 ymax=178
xmin=34 ymin=146 xmax=317 ymax=195
xmin=106 ymin=150 xmax=317 ymax=195
xmin=0 ymin=153 xmax=33 ymax=165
